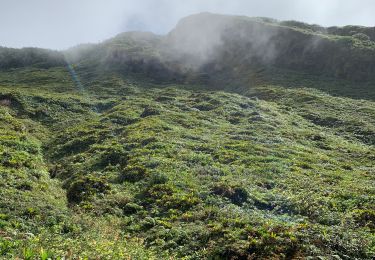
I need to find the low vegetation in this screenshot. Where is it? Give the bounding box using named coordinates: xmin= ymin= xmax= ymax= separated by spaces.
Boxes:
xmin=0 ymin=13 xmax=374 ymax=259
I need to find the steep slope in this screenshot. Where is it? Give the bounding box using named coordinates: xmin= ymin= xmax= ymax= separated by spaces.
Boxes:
xmin=0 ymin=77 xmax=157 ymax=258
xmin=168 ymin=13 xmax=375 ymax=82
xmin=60 ymin=13 xmax=375 ymax=99
xmin=0 ymin=13 xmax=374 ymax=259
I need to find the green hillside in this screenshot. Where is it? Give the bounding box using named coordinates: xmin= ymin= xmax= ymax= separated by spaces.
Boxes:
xmin=0 ymin=13 xmax=374 ymax=259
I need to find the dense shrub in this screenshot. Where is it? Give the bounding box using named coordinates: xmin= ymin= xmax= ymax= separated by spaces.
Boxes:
xmin=212 ymin=183 xmax=249 ymax=206
xmin=354 ymin=209 xmax=375 ymax=230
xmin=66 ymin=175 xmax=110 ymax=204
xmin=140 ymin=105 xmax=160 ymax=117
xmin=0 ymin=47 xmax=65 ymax=70
xmin=119 ymin=164 xmax=149 ymax=182
xmin=353 ymin=33 xmax=371 ymax=41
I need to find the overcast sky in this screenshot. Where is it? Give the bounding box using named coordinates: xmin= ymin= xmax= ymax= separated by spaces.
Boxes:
xmin=1 ymin=0 xmax=375 ymax=50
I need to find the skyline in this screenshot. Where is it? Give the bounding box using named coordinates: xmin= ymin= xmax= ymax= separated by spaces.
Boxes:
xmin=1 ymin=0 xmax=375 ymax=50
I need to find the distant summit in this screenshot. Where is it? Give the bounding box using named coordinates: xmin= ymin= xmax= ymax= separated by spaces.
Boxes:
xmin=1 ymin=13 xmax=375 ymax=97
